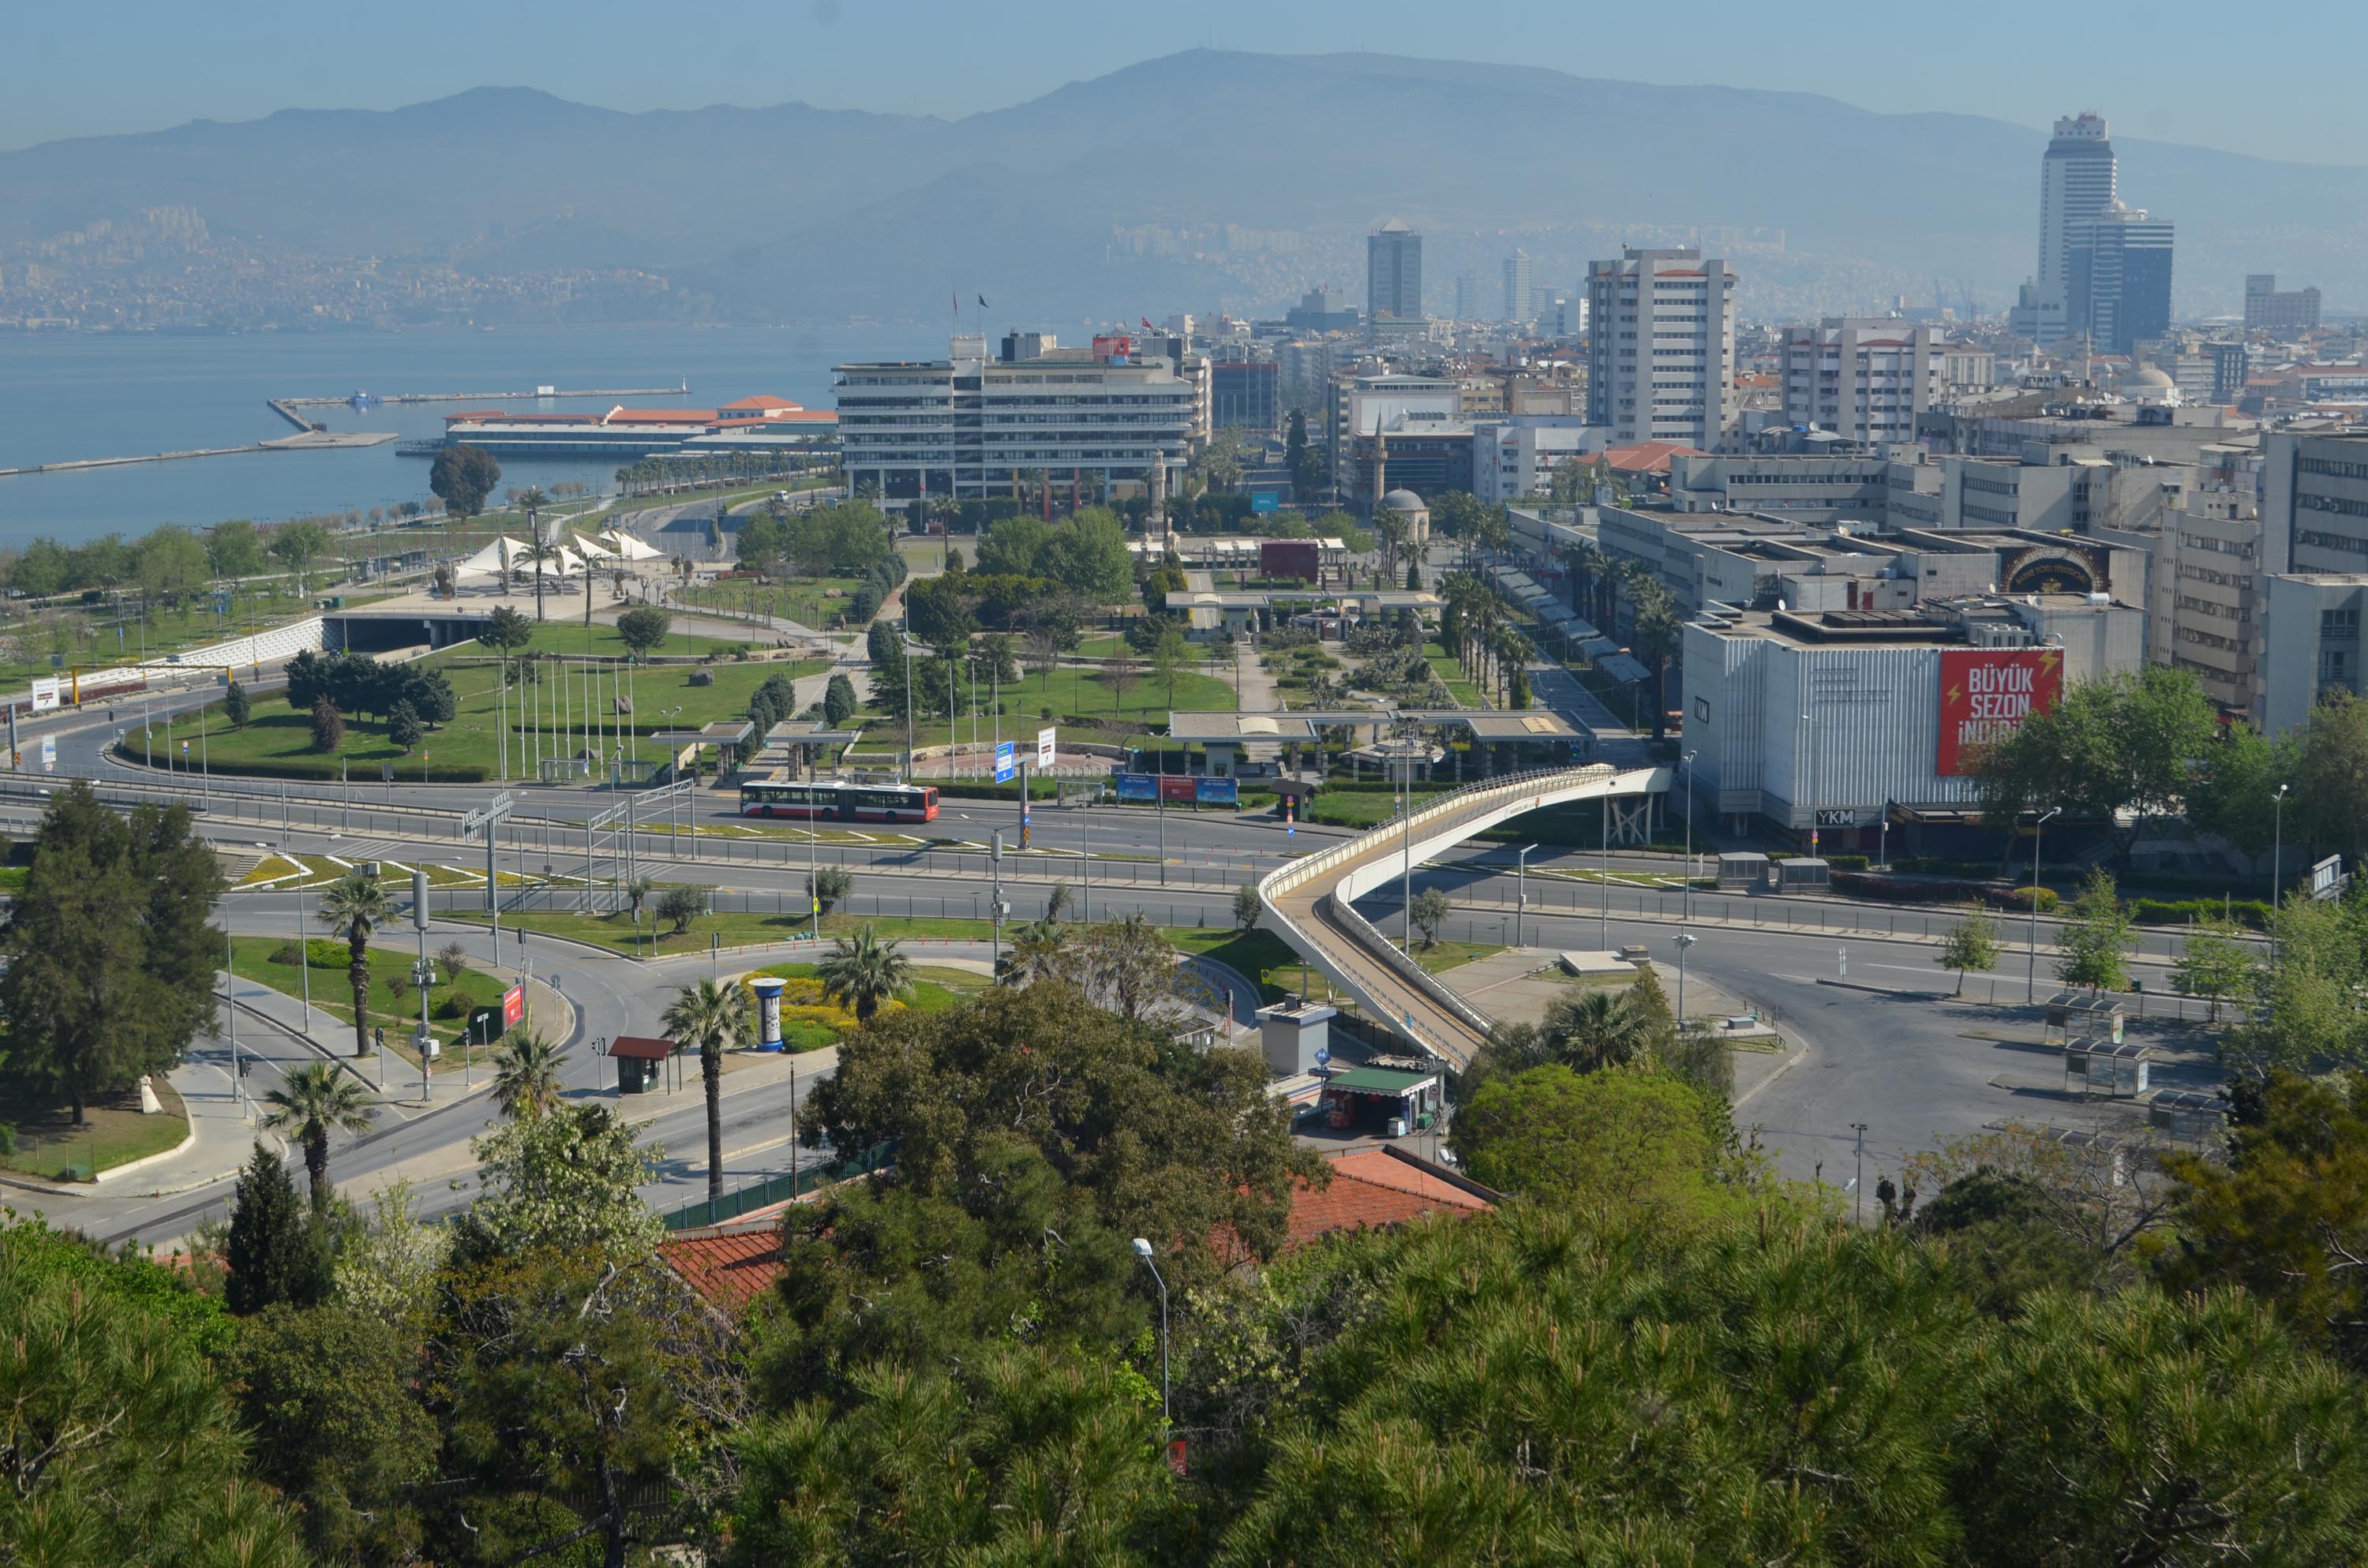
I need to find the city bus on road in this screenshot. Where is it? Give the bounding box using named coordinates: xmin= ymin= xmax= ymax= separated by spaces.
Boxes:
xmin=738 ymin=778 xmax=938 ymax=824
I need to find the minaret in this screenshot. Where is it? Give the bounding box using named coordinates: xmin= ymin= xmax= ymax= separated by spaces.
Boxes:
xmin=1370 ymin=421 xmax=1388 ymax=518
xmin=1146 ymin=451 xmax=1171 ymax=552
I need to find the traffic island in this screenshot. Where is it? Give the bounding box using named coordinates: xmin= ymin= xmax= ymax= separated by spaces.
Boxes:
xmin=0 ymin=1077 xmax=194 ymax=1189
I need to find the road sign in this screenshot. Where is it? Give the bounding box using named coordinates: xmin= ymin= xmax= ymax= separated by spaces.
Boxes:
xmin=1313 ymin=1044 xmax=1330 ymax=1066
xmin=1036 ymin=726 xmax=1056 ymax=769
xmin=501 ymin=984 xmax=524 ymax=1030
xmin=381 ymin=762 xmax=395 ymax=784
xmin=995 ymin=740 xmax=1017 ymax=784
xmin=39 ymin=735 xmax=54 ymax=774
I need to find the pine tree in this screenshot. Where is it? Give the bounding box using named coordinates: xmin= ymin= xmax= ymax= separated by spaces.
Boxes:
xmin=310 ymin=695 xmax=345 ymax=752
xmin=225 ymin=1142 xmax=331 ymax=1315
xmin=223 ymin=679 xmax=252 ymax=730
xmin=385 ymin=699 xmax=423 ymax=754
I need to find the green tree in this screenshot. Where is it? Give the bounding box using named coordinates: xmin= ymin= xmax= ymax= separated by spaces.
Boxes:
xmin=1456 ymin=1065 xmax=1742 ymax=1219
xmin=2235 ymin=894 xmax=2368 ymax=1072
xmin=317 ymin=866 xmax=395 ymax=1058
xmin=614 ymin=604 xmax=673 ymax=661
xmin=205 ymin=517 xmax=268 ymax=578
xmin=2054 ymin=867 xmax=2135 ymax=992
xmin=334 ymin=1177 xmax=448 ymax=1327
xmin=267 ymin=518 xmax=332 ymax=589
xmin=1231 ymin=882 xmax=1263 ymax=931
xmin=865 ymin=616 xmax=903 ymax=671
xmin=0 ymin=782 xmax=222 ymax=1125
xmin=228 ymin=1302 xmax=438 ymax=1566
xmin=384 ymin=697 xmax=424 ymax=754
xmin=2292 ymin=689 xmax=2368 ymax=866
xmin=222 ymin=677 xmax=252 ymax=729
xmin=2184 ymin=717 xmax=2291 ymax=859
xmin=1936 ymin=908 xmax=2003 ymax=995
xmin=478 ymin=601 xmax=535 ymax=666
xmin=489 ymin=1030 xmax=565 ymax=1121
xmin=809 ymin=864 xmax=853 ymax=915
xmin=1042 ymin=507 xmax=1134 ymax=602
xmin=1149 ymin=623 xmax=1189 ymax=706
xmin=824 ymin=672 xmax=859 ymax=727
xmin=2174 ymin=917 xmax=2257 ymax=1022
xmin=1407 ymin=885 xmax=1452 ymax=948
xmin=1949 ymin=1285 xmax=2368 ymax=1565
xmin=656 ymin=885 xmax=707 ymax=935
xmin=0 ymin=1223 xmax=309 ymax=1566
xmin=818 ymin=924 xmax=913 ymax=1023
xmin=310 ymin=693 xmax=345 ymax=751
xmin=663 ymin=976 xmax=751 ymax=1202
xmin=136 ymin=523 xmax=209 ymax=611
xmin=260 ymin=1060 xmax=376 ymax=1212
xmin=225 ymin=1142 xmax=332 ymax=1315
xmin=1537 ymin=984 xmax=1650 ymax=1071
xmin=1976 ymin=665 xmax=2220 ymax=851
xmin=1285 ymin=408 xmax=1325 ymax=503
xmin=453 ymin=1104 xmax=663 ymax=1263
xmin=429 ymin=442 xmax=501 ymax=518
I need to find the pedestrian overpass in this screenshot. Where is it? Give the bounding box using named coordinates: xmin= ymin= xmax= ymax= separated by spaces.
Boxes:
xmin=1257 ymin=764 xmax=1670 ymax=1067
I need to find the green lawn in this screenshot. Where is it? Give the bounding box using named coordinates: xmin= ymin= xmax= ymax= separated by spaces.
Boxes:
xmin=228 ymin=934 xmax=527 ymax=1072
xmin=1304 ymin=788 xmax=1452 ymax=829
xmin=683 ymin=577 xmax=865 ymax=631
xmin=0 ymin=587 xmax=371 ymax=689
xmin=852 ymin=661 xmax=1235 ymax=754
xmin=0 ymin=1078 xmax=189 ymax=1183
xmin=133 ymin=653 xmax=823 ymax=784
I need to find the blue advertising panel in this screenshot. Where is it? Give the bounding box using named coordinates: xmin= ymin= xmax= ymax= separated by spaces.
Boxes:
xmin=994 ymin=741 xmax=1017 ymax=784
xmin=1249 ymin=489 xmax=1283 ymax=514
xmin=1194 ymin=777 xmax=1239 ymax=806
xmin=1115 ymin=772 xmax=1157 ymax=802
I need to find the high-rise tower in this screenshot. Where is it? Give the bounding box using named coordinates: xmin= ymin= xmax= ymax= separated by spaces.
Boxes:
xmin=1503 ymin=249 xmax=1533 ymax=323
xmin=1366 ymin=220 xmax=1423 ymax=321
xmin=2034 ymin=113 xmax=2116 ymax=344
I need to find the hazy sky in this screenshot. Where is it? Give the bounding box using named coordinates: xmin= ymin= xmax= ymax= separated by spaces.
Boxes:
xmin=4 ymin=0 xmax=2354 ymax=163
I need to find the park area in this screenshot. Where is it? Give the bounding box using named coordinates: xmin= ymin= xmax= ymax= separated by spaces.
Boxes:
xmin=227 ymin=935 xmax=525 ymax=1073
xmin=0 ymin=1076 xmax=189 ymax=1184
xmin=849 ymin=657 xmax=1236 ymax=758
xmin=125 ymin=643 xmax=824 ymax=784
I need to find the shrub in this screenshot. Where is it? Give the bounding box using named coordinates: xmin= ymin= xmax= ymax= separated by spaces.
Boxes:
xmin=1998 ymin=885 xmax=2060 ymax=913
xmin=433 ymin=994 xmax=471 ymax=1020
xmin=688 ymin=669 xmax=715 ymax=687
xmin=2128 ymin=896 xmax=2273 ymax=930
xmin=269 ymin=937 xmax=355 ymax=969
xmin=1825 ymin=853 xmax=1872 ymax=871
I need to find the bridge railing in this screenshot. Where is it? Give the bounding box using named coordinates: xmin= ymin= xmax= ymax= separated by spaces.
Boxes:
xmin=1256 ymin=765 xmax=1654 ymax=1054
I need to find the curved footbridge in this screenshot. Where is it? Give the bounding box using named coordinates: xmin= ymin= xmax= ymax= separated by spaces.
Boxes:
xmin=1257 ymin=765 xmax=1669 ymax=1067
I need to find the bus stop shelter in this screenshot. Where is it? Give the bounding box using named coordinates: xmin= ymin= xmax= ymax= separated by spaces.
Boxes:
xmin=610 ymin=1035 xmax=680 ymax=1095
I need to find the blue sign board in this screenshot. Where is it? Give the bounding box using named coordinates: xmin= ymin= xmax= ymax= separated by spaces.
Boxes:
xmin=1194 ymin=777 xmax=1239 ymax=806
xmin=994 ymin=741 xmax=1017 ymax=784
xmin=1115 ymin=772 xmax=1157 ymax=802
xmin=1250 ymin=489 xmax=1282 ymax=514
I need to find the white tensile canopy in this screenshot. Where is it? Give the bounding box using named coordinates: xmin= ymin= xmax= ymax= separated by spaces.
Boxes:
xmin=453 ymin=537 xmax=530 ymax=580
xmin=599 ymin=530 xmax=665 ymax=561
xmin=572 ymin=533 xmax=623 ymax=563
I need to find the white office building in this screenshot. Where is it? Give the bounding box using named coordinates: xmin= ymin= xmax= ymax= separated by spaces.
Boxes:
xmin=1473 ymin=417 xmax=1595 ymax=504
xmin=1778 ymin=320 xmax=1943 ymax=443
xmin=2034 ymin=113 xmax=2117 ymax=345
xmin=835 ymin=334 xmax=1195 ymax=502
xmin=1585 ymin=247 xmax=1738 ymax=450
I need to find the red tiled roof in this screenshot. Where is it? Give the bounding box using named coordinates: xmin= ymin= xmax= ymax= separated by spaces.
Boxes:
xmin=1600 ymin=441 xmax=1707 ymax=475
xmin=718 ymin=395 xmax=800 ymax=411
xmin=609 ymin=1035 xmax=676 ymax=1061
xmin=659 ymin=1221 xmax=784 ymax=1312
xmin=1284 ymin=1147 xmax=1494 ymax=1248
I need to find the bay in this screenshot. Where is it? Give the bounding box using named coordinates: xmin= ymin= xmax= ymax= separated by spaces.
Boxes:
xmin=0 ymin=322 xmax=943 ymax=544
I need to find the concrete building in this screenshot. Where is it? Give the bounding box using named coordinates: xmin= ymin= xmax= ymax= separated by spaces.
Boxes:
xmin=835 ymin=333 xmax=1195 ymax=503
xmin=2068 ymin=202 xmax=2175 ymax=355
xmin=1473 ymin=417 xmax=1596 ymax=505
xmin=1367 ymin=220 xmax=1423 ymax=321
xmin=1779 ymin=319 xmax=1943 ymax=443
xmin=2261 ymin=428 xmax=2368 ymax=575
xmin=1669 ymin=452 xmax=1900 ymax=525
xmin=1943 ymin=342 xmax=1997 ymax=393
xmin=2245 ymin=275 xmax=2322 ymax=332
xmin=1684 ymin=594 xmax=2145 ymax=848
xmin=2157 ymin=477 xmax=2264 ymax=717
xmin=1585 ymin=247 xmax=1738 ymax=450
xmin=1453 ymin=271 xmax=1478 ymax=323
xmin=2262 ymin=574 xmax=2368 ymax=734
xmin=1212 ymin=356 xmax=1281 ymax=433
xmin=1503 ymin=249 xmax=1533 ymax=323
xmin=2033 ymin=113 xmax=2118 ymax=346
xmin=1285 ymin=287 xmax=1360 ymax=333
xmin=1330 ymin=371 xmax=1463 ymax=509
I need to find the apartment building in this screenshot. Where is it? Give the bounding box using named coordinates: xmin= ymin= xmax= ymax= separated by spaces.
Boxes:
xmin=1585 ymin=247 xmax=1738 ymax=449
xmin=2245 ymin=275 xmax=2322 ymax=332
xmin=1778 ymin=319 xmax=1943 ymax=443
xmin=1367 ymin=220 xmax=1423 ymax=321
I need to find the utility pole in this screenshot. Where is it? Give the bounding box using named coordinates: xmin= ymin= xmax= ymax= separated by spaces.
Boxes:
xmin=1851 ymin=1122 xmax=1869 ymax=1225
xmin=991 ymin=829 xmax=1006 ymax=976
xmin=459 ymin=791 xmax=515 ymax=955
xmin=411 ymin=868 xmax=435 ymax=1104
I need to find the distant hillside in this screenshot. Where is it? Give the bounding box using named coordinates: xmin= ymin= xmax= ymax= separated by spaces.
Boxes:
xmin=6 ymin=52 xmax=2360 ymax=323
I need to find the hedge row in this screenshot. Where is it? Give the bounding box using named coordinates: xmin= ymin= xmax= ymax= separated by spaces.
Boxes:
xmin=2128 ymin=896 xmax=2275 ymax=930
xmin=111 ymin=742 xmax=489 ymax=785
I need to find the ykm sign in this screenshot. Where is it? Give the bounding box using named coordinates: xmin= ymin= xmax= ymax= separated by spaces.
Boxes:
xmin=1937 ymin=648 xmax=2063 ymax=777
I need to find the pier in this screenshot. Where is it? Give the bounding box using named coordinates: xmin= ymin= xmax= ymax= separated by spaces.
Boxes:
xmin=0 ymin=428 xmax=397 ymax=478
xmin=276 ymin=381 xmax=689 ymax=407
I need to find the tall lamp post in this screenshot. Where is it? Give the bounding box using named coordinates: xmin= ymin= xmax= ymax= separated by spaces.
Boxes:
xmin=2025 ymin=806 xmax=2060 ymax=1002
xmin=1673 ymin=930 xmax=1697 ymax=1026
xmin=2271 ymin=782 xmax=2290 ymax=966
xmin=1850 ymin=1121 xmax=1870 ymax=1224
xmin=1514 ymin=843 xmax=1538 ymax=948
xmin=1130 ymin=1238 xmax=1170 ymax=1429
xmin=1680 ymin=749 xmax=1697 ymax=921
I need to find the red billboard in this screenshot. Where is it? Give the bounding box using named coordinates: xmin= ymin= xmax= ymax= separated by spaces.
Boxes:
xmin=1159 ymin=775 xmax=1199 ymax=803
xmin=1261 ymin=540 xmax=1321 ymax=582
xmin=1937 ymin=648 xmax=2063 ymax=776
xmin=501 ymin=984 xmax=525 ymax=1031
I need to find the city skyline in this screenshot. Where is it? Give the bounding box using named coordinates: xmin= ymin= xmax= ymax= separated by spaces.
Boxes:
xmin=6 ymin=0 xmax=2365 ymax=165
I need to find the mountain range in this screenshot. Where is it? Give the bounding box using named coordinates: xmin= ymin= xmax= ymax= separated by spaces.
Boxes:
xmin=6 ymin=50 xmax=2361 ymax=323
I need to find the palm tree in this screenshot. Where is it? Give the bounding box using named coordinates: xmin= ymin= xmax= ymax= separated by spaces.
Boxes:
xmin=1542 ymin=987 xmax=1647 ymax=1073
xmin=623 ymin=873 xmax=655 ymax=923
xmin=317 ymin=869 xmax=395 ymax=1058
xmin=662 ymin=977 xmax=750 ymax=1200
xmin=818 ymin=925 xmax=912 ymax=1023
xmin=260 ymin=1062 xmax=375 ymax=1211
xmin=1003 ymin=919 xmax=1073 ymax=985
xmin=520 ymin=534 xmax=561 ymax=623
xmin=489 ymin=1030 xmax=565 ymax=1120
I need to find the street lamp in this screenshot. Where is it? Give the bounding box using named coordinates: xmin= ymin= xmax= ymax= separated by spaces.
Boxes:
xmin=2025 ymin=806 xmax=2060 ymax=1002
xmin=1800 ymin=710 xmax=1818 ymax=857
xmin=2272 ymin=783 xmax=2290 ymax=967
xmin=1673 ymin=931 xmax=1697 ymax=1025
xmin=1130 ymin=1237 xmax=1170 ymax=1428
xmin=1850 ymin=1121 xmax=1870 ymax=1225
xmin=1680 ymin=750 xmax=1697 ymax=921
xmin=1514 ymin=843 xmax=1538 ymax=947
